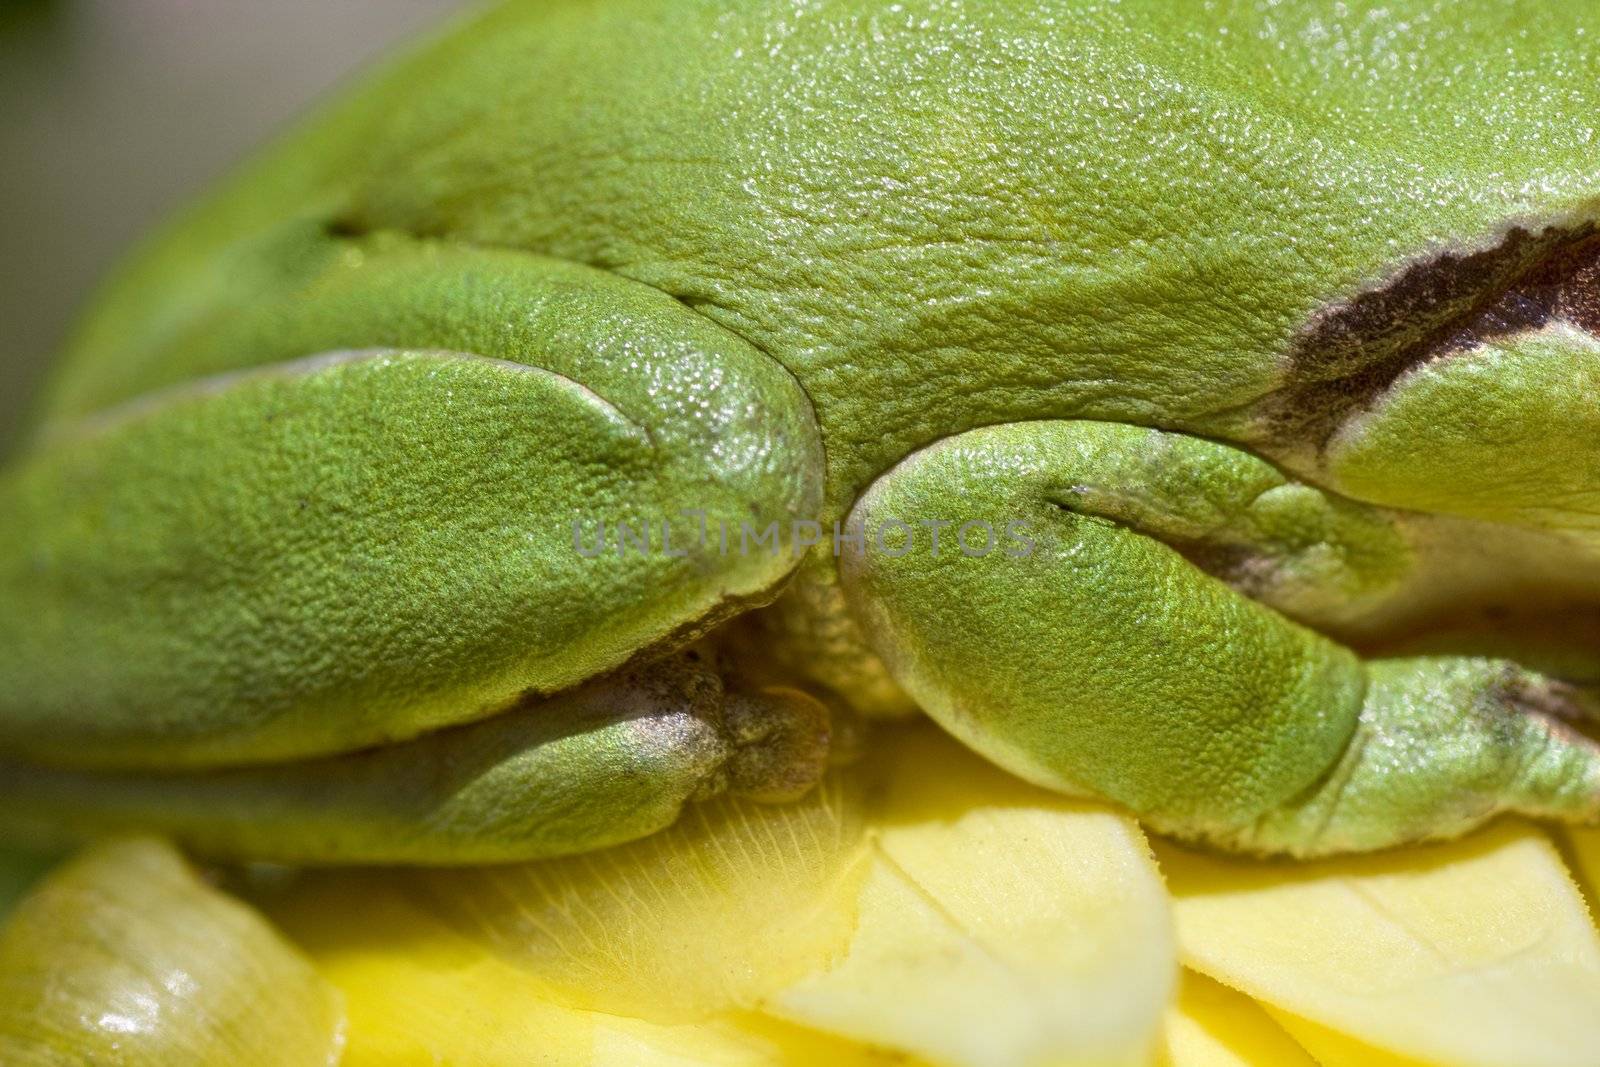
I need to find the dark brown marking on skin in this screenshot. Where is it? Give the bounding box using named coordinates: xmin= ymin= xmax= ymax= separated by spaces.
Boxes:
xmin=1166 ymin=540 xmax=1276 ymax=596
xmin=1271 ymin=224 xmax=1600 ymax=447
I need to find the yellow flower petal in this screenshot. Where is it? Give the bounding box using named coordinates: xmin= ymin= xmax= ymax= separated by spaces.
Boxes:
xmin=409 ymin=770 xmax=870 ymax=1023
xmin=0 ymin=837 xmax=343 ymax=1067
xmin=267 ymin=876 xmax=593 ymax=1066
xmin=1158 ymin=970 xmax=1317 ymax=1067
xmin=1263 ymin=1011 xmax=1436 ymax=1067
xmin=769 ymin=727 xmax=1176 ymax=1067
xmin=593 ymin=1012 xmax=906 ymax=1066
xmin=269 ymin=870 xmax=899 ymax=1066
xmin=265 ymin=728 xmax=1172 ymax=1066
xmin=1156 ymin=820 xmax=1600 ymax=1067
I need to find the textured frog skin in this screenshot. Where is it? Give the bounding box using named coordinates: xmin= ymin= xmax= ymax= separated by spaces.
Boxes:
xmin=0 ymin=0 xmax=1596 ymax=862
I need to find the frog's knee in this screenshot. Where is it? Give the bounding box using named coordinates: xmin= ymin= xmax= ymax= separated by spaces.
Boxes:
xmin=0 ymin=243 xmax=825 ymax=769
xmin=835 ymin=418 xmax=1600 ymax=855
xmin=837 ymin=420 xmax=1370 ymax=836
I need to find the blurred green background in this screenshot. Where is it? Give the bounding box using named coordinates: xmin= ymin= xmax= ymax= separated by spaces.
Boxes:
xmin=0 ymin=0 xmax=471 ymax=457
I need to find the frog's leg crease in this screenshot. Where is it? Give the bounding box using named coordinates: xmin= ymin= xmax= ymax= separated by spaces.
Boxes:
xmin=0 ymin=243 xmax=825 ymax=775
xmin=839 ymin=420 xmax=1600 ymax=857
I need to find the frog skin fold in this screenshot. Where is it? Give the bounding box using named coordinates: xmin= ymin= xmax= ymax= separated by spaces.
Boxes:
xmin=0 ymin=0 xmax=1597 ymax=864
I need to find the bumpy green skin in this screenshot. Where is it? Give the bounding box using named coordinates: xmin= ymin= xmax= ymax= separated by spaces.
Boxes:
xmin=0 ymin=653 xmax=821 ymax=865
xmin=1 ymin=0 xmax=1598 ymax=861
xmin=842 ymin=423 xmax=1600 ymax=854
xmin=1 ymin=250 xmax=820 ymax=768
xmin=1329 ymin=325 xmax=1600 ymax=533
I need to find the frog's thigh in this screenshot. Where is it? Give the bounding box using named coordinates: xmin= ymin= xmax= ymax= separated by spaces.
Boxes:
xmin=841 ymin=421 xmax=1600 ymax=856
xmin=0 ymin=256 xmax=822 ymax=770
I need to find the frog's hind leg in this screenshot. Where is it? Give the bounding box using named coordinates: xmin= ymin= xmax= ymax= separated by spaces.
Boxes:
xmin=0 ymin=647 xmax=833 ymax=865
xmin=0 ymin=240 xmax=824 ymax=774
xmin=1240 ymin=658 xmax=1600 ymax=855
xmin=838 ymin=420 xmax=1600 ymax=857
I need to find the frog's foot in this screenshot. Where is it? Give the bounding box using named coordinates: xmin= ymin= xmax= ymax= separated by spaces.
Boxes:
xmin=0 ymin=648 xmax=834 ymax=865
xmin=1230 ymin=658 xmax=1600 ymax=856
xmin=0 ymin=238 xmax=823 ymax=771
xmin=839 ymin=419 xmax=1600 ymax=857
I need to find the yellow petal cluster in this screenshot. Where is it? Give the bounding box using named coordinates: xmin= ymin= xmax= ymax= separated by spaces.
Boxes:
xmin=4 ymin=726 xmax=1600 ymax=1066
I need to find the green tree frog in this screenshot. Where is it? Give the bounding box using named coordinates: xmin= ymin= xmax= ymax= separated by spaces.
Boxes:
xmin=0 ymin=0 xmax=1597 ymax=863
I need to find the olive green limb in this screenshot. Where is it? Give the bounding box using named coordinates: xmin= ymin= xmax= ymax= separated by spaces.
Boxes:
xmin=1226 ymin=658 xmax=1600 ymax=857
xmin=840 ymin=420 xmax=1600 ymax=854
xmin=0 ymin=248 xmax=823 ymax=770
xmin=0 ymin=653 xmax=832 ymax=865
